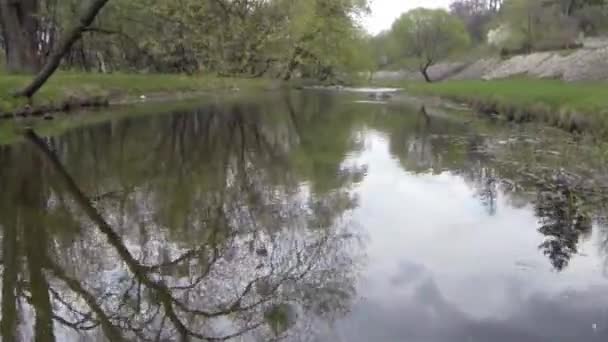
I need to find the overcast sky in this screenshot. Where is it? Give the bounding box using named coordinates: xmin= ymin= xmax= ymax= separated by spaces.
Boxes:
xmin=362 ymin=0 xmax=453 ymax=35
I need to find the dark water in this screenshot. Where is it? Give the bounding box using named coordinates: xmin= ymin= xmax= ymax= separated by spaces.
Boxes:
xmin=1 ymin=91 xmax=608 ymax=341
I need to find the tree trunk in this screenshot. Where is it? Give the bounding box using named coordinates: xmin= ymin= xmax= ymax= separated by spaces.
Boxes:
xmin=78 ymin=39 xmax=90 ymax=71
xmin=15 ymin=0 xmax=110 ymax=98
xmin=254 ymin=58 xmax=274 ymax=77
xmin=420 ymin=64 xmax=432 ymax=83
xmin=283 ymin=49 xmax=301 ymax=81
xmin=0 ymin=0 xmax=41 ymax=73
xmin=564 ymin=0 xmax=576 ymax=16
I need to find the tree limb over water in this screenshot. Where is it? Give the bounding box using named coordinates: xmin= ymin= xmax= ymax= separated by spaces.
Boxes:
xmin=15 ymin=0 xmax=111 ymax=98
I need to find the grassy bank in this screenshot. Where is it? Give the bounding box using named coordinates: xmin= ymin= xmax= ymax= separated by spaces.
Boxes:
xmin=0 ymin=89 xmax=286 ymax=145
xmin=0 ymin=72 xmax=276 ymax=116
xmin=392 ymin=79 xmax=608 ymax=135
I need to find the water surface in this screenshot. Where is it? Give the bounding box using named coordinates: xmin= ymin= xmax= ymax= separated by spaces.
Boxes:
xmin=1 ymin=91 xmax=608 ymax=341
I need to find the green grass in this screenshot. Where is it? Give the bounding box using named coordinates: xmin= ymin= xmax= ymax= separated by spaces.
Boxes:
xmin=0 ymin=72 xmax=277 ymax=113
xmin=390 ymin=79 xmax=608 ymax=135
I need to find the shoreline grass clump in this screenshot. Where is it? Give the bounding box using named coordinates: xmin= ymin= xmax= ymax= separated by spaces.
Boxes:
xmin=399 ymin=79 xmax=608 ymax=136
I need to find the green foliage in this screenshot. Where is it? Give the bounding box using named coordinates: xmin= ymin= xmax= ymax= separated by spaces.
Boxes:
xmin=450 ymin=0 xmax=502 ymax=44
xmin=278 ymin=0 xmax=372 ymax=80
xmin=8 ymin=0 xmax=371 ymax=81
xmin=490 ymin=0 xmax=608 ymax=52
xmin=0 ymin=0 xmax=372 ymax=85
xmin=264 ymin=303 xmax=297 ymax=335
xmin=388 ymin=9 xmax=470 ymax=70
xmin=574 ymin=3 xmax=608 ymax=34
xmin=498 ymin=0 xmax=578 ymax=51
xmin=0 ymin=71 xmax=274 ymax=113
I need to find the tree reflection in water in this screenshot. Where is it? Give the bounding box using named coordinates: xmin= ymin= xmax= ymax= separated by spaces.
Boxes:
xmin=535 ymin=172 xmax=593 ymax=272
xmin=376 ymin=105 xmax=608 ymax=273
xmin=0 ymin=96 xmax=365 ymax=341
xmin=4 ymin=92 xmax=608 ymax=340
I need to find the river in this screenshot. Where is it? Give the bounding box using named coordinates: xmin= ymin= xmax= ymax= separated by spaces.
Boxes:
xmin=1 ymin=90 xmax=607 ymax=341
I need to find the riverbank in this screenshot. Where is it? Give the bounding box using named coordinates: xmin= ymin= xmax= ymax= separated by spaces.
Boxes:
xmin=0 ymin=72 xmax=276 ymax=118
xmin=387 ymin=79 xmax=608 ymax=136
xmin=0 ymin=89 xmax=290 ymax=145
xmin=0 ymin=97 xmax=210 ymax=145
xmin=372 ymin=38 xmax=608 ymax=83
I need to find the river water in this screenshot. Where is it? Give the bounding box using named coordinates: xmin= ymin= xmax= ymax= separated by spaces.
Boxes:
xmin=1 ymin=90 xmax=608 ymax=341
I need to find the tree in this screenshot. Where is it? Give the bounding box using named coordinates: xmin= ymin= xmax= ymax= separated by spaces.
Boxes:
xmin=0 ymin=0 xmax=371 ymax=92
xmin=280 ymin=0 xmax=371 ymax=81
xmin=497 ymin=0 xmax=580 ymax=53
xmin=556 ymin=0 xmax=605 ymax=16
xmin=389 ymin=8 xmax=470 ymax=82
xmin=555 ymin=0 xmax=608 ymax=34
xmin=0 ymin=0 xmax=41 ymax=73
xmin=15 ymin=0 xmax=110 ymax=98
xmin=450 ymin=0 xmax=502 ymax=43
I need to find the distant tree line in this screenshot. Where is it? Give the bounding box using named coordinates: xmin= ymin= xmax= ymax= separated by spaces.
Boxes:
xmin=449 ymin=0 xmax=608 ymax=49
xmin=369 ymin=0 xmax=608 ymax=81
xmin=491 ymin=0 xmax=608 ymax=54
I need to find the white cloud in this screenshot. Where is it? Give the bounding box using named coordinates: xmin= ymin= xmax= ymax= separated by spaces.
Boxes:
xmin=362 ymin=0 xmax=453 ymax=35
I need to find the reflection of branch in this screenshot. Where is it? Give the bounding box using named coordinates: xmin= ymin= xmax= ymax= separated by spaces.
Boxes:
xmin=154 ymin=315 xmax=167 ymax=342
xmin=23 ymin=124 xmax=351 ymax=340
xmin=283 ymin=91 xmax=302 ymax=140
xmin=166 ymin=201 xmax=227 ymax=291
xmin=90 ymin=189 xmax=131 ymax=203
xmin=52 ymin=314 xmax=98 ymax=332
xmin=46 ymin=260 xmax=124 ymax=341
xmin=49 ymin=287 xmax=96 ymax=329
xmin=141 ymin=246 xmax=207 ymax=272
xmin=168 ymin=247 xmax=219 ymax=290
xmin=25 ymin=129 xmax=271 ymax=341
xmin=25 ymin=129 xmax=143 ymax=273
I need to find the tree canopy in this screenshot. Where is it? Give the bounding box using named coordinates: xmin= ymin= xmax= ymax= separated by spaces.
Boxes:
xmin=388 ymin=8 xmax=470 ymax=82
xmin=489 ymin=0 xmax=608 ymax=53
xmin=0 ymin=0 xmax=372 ymax=86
